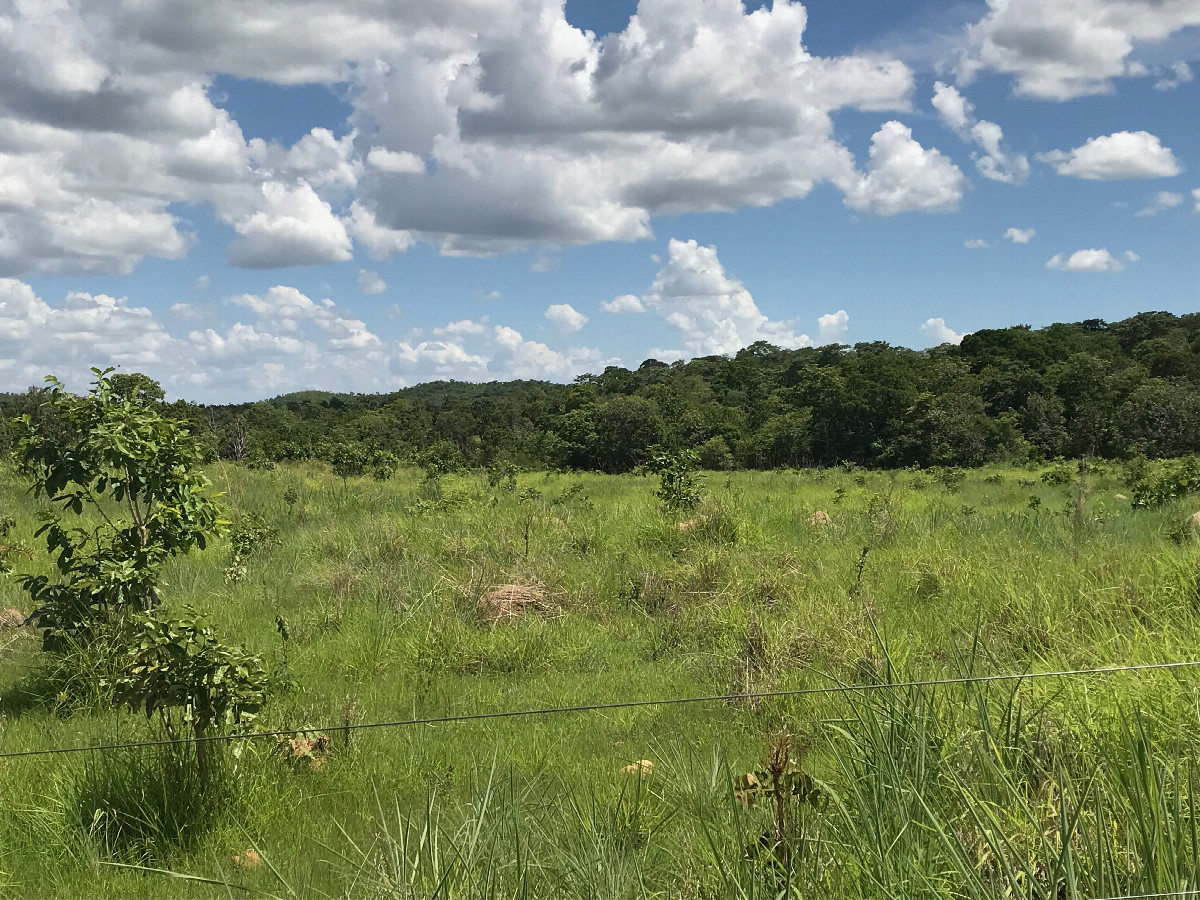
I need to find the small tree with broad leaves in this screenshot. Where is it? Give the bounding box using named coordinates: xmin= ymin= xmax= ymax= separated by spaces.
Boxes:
xmin=647 ymin=447 xmax=704 ymax=512
xmin=111 ymin=607 xmax=268 ymax=776
xmin=13 ymin=369 xmax=220 ymax=648
xmin=6 ymin=368 xmax=269 ymax=774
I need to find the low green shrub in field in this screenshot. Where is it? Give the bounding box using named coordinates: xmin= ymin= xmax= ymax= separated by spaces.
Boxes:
xmin=1129 ymin=455 xmax=1200 ymax=508
xmin=648 ymin=447 xmax=703 ymax=512
xmin=486 ymin=459 xmax=521 ymax=493
xmin=4 ymin=369 xmax=271 ymax=778
xmin=224 ymin=512 xmax=278 ymax=583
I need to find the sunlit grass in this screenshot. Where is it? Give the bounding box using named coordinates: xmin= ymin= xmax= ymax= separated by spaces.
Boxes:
xmin=1 ymin=461 xmax=1198 ymax=897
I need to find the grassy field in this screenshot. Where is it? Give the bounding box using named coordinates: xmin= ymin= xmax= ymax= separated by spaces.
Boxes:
xmin=1 ymin=461 xmax=1199 ymax=899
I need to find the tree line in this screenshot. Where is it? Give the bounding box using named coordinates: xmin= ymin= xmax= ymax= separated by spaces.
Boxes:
xmin=3 ymin=310 xmax=1199 ymax=473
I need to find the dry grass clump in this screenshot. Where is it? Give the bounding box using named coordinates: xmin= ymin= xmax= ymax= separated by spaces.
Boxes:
xmin=274 ymin=732 xmax=333 ymax=771
xmin=618 ymin=759 xmax=654 ymax=777
xmin=0 ymin=608 xmax=26 ymax=629
xmin=231 ymin=849 xmax=263 ymax=868
xmin=478 ymin=584 xmax=548 ymax=624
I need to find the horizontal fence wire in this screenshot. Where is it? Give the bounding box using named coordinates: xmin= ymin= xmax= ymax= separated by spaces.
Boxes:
xmin=1 ymin=658 xmax=1198 ymax=762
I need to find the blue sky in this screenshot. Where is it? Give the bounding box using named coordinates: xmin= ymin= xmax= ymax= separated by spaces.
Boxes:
xmin=0 ymin=0 xmax=1196 ymax=401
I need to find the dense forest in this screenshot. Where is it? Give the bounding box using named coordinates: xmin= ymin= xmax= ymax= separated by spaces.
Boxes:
xmin=3 ymin=310 xmax=1199 ymax=472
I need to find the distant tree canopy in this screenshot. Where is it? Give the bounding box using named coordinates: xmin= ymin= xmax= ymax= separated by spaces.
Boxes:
xmin=4 ymin=310 xmax=1200 ymax=472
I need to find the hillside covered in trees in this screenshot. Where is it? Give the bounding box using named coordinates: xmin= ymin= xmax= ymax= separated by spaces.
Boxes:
xmin=4 ymin=310 xmax=1199 ymax=472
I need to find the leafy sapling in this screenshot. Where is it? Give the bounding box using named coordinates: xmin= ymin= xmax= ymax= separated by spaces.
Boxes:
xmin=5 ymin=369 xmax=271 ymax=769
xmin=111 ymin=607 xmax=269 ymax=777
xmin=11 ymin=369 xmax=221 ymax=650
xmin=647 ymin=447 xmax=703 ymax=512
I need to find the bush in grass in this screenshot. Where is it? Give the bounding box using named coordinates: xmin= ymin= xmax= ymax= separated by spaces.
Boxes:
xmin=326 ymin=443 xmax=400 ymax=483
xmin=1129 ymin=455 xmax=1200 ymax=509
xmin=224 ymin=512 xmax=278 ymax=583
xmin=697 ymin=435 xmax=735 ymax=471
xmin=10 ymin=369 xmax=222 ymax=652
xmin=5 ymin=368 xmax=270 ymax=773
xmin=930 ymin=466 xmax=966 ymax=492
xmin=1040 ymin=461 xmax=1075 ymax=485
xmin=486 ymin=459 xmax=521 ymax=493
xmin=647 ymin=447 xmax=703 ymax=512
xmin=415 ymin=440 xmax=465 ymax=479
xmin=111 ymin=607 xmax=268 ymax=776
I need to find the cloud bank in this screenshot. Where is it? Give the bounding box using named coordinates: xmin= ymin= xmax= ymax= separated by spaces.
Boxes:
xmin=0 ymin=278 xmax=610 ymax=402
xmin=0 ymin=0 xmax=982 ymax=275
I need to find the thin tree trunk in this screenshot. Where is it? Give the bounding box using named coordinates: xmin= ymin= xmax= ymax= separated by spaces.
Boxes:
xmin=194 ymin=722 xmax=207 ymax=780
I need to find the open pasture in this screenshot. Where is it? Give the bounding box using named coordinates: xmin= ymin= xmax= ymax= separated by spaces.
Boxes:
xmin=1 ymin=462 xmax=1199 ymax=898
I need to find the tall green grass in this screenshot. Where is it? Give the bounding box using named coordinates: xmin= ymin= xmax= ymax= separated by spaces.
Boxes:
xmin=1 ymin=461 xmax=1199 ymax=897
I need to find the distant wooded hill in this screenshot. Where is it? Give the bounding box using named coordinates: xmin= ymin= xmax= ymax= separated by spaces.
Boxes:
xmin=4 ymin=310 xmax=1199 ymax=471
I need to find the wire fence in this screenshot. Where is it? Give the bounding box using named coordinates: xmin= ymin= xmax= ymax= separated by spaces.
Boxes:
xmin=2 ymin=658 xmax=1198 ymax=762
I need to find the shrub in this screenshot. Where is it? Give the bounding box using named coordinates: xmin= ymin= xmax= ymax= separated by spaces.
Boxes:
xmin=326 ymin=444 xmax=399 ymax=483
xmin=647 ymin=447 xmax=703 ymax=511
xmin=697 ymin=435 xmax=735 ymax=471
xmin=415 ymin=440 xmax=465 ymax=479
xmin=486 ymin=459 xmax=520 ymax=493
xmin=930 ymin=466 xmax=966 ymax=492
xmin=11 ymin=369 xmax=221 ymax=651
xmin=1040 ymin=462 xmax=1074 ymax=485
xmin=5 ymin=368 xmax=271 ymax=778
xmin=110 ymin=607 xmax=269 ymax=775
xmin=1130 ymin=456 xmax=1200 ymax=509
xmin=224 ymin=513 xmax=278 ymax=583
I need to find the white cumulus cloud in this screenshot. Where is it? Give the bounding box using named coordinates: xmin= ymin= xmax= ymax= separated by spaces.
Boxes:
xmin=545 ymin=303 xmax=588 ymax=332
xmin=623 ymin=238 xmax=812 ymax=357
xmin=842 ymin=121 xmax=966 ymax=216
xmin=920 ymin=317 xmax=965 ymax=346
xmin=393 ymin=340 xmax=490 ymax=380
xmin=366 ymin=147 xmax=426 ymax=175
xmin=1155 ymin=62 xmax=1194 ymax=91
xmin=600 ymin=294 xmax=647 ymax=314
xmin=956 ymin=0 xmax=1200 ymax=100
xmin=931 ymin=82 xmax=1029 ymax=184
xmin=964 ymin=239 xmax=990 ymax=249
xmin=0 ymin=279 xmax=394 ymax=400
xmin=357 ymin=269 xmax=387 ymax=295
xmin=344 ymin=201 xmax=415 ymax=260
xmin=0 ymin=277 xmax=615 ymax=400
xmin=817 ymin=309 xmax=849 ymax=343
xmin=1046 ymin=248 xmax=1139 ymax=272
xmin=225 ymin=181 xmax=353 ymax=268
xmin=491 ymin=324 xmax=611 ymax=380
xmin=1005 ymin=227 xmax=1035 ymax=244
xmin=433 ymin=319 xmax=488 ymax=336
xmin=0 ymin=0 xmax=970 ymax=273
xmin=1038 ymin=132 xmax=1181 ymax=180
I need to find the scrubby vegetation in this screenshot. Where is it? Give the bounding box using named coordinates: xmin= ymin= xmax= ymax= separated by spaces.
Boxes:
xmin=2 ymin=439 xmax=1200 ymax=897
